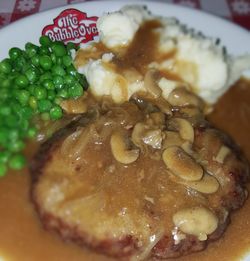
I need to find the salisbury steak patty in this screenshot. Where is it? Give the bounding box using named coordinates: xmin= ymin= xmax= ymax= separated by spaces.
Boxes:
xmin=30 ymin=95 xmax=249 ymax=260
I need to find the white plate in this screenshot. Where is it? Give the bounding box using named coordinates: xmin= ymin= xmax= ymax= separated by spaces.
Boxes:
xmin=0 ymin=1 xmax=249 ymax=260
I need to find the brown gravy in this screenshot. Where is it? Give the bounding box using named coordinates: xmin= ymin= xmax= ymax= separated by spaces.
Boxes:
xmin=113 ymin=20 xmax=161 ymax=74
xmin=0 ymin=78 xmax=250 ymax=261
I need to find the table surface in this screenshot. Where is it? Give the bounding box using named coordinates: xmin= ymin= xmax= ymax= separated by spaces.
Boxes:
xmin=0 ymin=0 xmax=250 ymax=31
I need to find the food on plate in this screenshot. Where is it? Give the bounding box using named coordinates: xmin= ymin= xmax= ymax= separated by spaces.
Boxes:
xmin=0 ymin=37 xmax=88 ymax=176
xmin=31 ymin=93 xmax=249 ymax=259
xmin=30 ymin=5 xmax=250 ymax=260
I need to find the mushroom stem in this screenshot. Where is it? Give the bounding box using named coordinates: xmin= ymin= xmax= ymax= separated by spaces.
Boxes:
xmin=110 ymin=131 xmax=139 ymax=164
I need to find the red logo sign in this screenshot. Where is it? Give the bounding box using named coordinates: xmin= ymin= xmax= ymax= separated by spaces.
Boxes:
xmin=42 ymin=9 xmax=99 ymax=44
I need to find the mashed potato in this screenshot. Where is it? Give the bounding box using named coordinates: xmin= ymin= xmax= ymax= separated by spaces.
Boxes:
xmin=97 ymin=5 xmax=150 ymax=49
xmin=75 ymin=5 xmax=250 ymax=104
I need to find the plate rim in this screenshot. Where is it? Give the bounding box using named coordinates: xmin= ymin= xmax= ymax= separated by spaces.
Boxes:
xmin=0 ymin=0 xmax=249 ymax=35
xmin=0 ymin=1 xmax=249 ymax=260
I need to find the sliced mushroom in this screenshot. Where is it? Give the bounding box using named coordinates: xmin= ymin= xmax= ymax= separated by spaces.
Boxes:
xmin=130 ymin=93 xmax=172 ymax=117
xmin=154 ymin=97 xmax=172 ymax=116
xmin=144 ymin=69 xmax=162 ymax=98
xmin=162 ymin=146 xmax=203 ymax=181
xmin=60 ymin=96 xmax=88 ymax=114
xmin=142 ymin=129 xmax=164 ymax=149
xmin=168 ymin=87 xmax=204 ymax=109
xmin=173 ymin=207 xmax=218 ymax=241
xmin=179 ymin=106 xmax=205 ymax=126
xmin=214 ymin=145 xmax=231 ymax=164
xmin=168 ymin=118 xmax=194 ymax=143
xmin=110 ymin=131 xmax=139 ymax=164
xmin=130 ymin=94 xmax=159 ymax=114
xmin=170 ymin=173 xmax=220 ymax=194
xmin=181 ymin=141 xmax=193 ymax=155
xmin=186 ymin=174 xmax=220 ymax=194
xmin=131 ymin=122 xmax=146 ymax=149
xmin=179 ymin=106 xmax=202 ymax=118
xmin=147 ymin=112 xmax=165 ymax=127
xmin=131 ymin=123 xmax=164 ymax=150
xmin=162 ymin=131 xmax=184 ymax=149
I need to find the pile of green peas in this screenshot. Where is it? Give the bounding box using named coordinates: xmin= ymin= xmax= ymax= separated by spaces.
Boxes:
xmin=0 ymin=36 xmax=88 ymax=176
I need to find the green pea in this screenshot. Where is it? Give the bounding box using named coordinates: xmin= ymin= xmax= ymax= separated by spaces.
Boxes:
xmin=28 ymin=84 xmax=36 ymax=95
xmin=0 ymin=78 xmax=12 ymax=89
xmin=39 ymin=35 xmax=52 ymax=47
xmin=7 ymin=129 xmax=19 ymax=141
xmin=0 ymin=105 xmax=11 ymax=116
xmin=25 ymin=43 xmax=38 ymax=58
xmin=14 ymin=74 xmax=29 ymax=87
xmin=50 ymin=105 xmax=63 ymax=120
xmin=9 ymin=47 xmax=22 ymax=60
xmin=50 ymin=53 xmax=57 ymax=64
xmin=56 ymin=57 xmax=63 ymax=65
xmin=62 ymin=55 xmax=72 ymax=67
xmin=53 ymin=75 xmax=64 ymax=89
xmin=38 ymin=99 xmax=52 ymax=112
xmin=34 ymin=86 xmax=47 ymax=100
xmin=64 ymin=74 xmax=76 ymax=85
xmin=0 ymin=73 xmax=4 ymax=81
xmin=39 ymin=46 xmax=50 ymax=55
xmin=19 ymin=119 xmax=29 ymax=132
xmin=41 ymin=112 xmax=50 ymax=121
xmin=39 ymin=72 xmax=52 ymax=82
xmin=66 ymin=42 xmax=77 ymax=52
xmin=31 ymin=55 xmax=40 ymax=67
xmin=0 ymin=163 xmax=7 ymax=177
xmin=29 ymin=96 xmax=38 ymax=109
xmin=19 ymin=106 xmax=33 ymax=120
xmin=26 ymin=48 xmax=37 ymax=58
xmin=27 ymin=126 xmax=37 ymax=138
xmin=8 ymin=140 xmax=25 ymax=152
xmin=5 ymin=115 xmax=19 ymax=128
xmin=14 ymin=56 xmax=27 ymax=72
xmin=0 ymin=59 xmax=12 ymax=74
xmin=25 ymin=67 xmax=39 ymax=83
xmin=66 ymin=64 xmax=77 ymax=77
xmin=8 ymin=128 xmax=20 ymax=140
xmin=8 ymin=70 xmax=19 ymax=80
xmin=10 ymin=100 xmax=22 ymax=110
xmin=16 ymin=89 xmax=30 ymax=105
xmin=0 ymin=89 xmax=11 ymax=102
xmin=22 ymin=63 xmax=32 ymax=73
xmin=42 ymin=79 xmax=55 ymax=90
xmin=52 ymin=65 xmax=66 ymax=76
xmin=0 ymin=128 xmax=9 ymax=145
xmin=68 ymin=82 xmax=83 ymax=98
xmin=51 ymin=42 xmax=67 ymax=57
xmin=39 ymin=55 xmax=52 ymax=70
xmin=47 ymin=90 xmax=56 ymax=100
xmin=54 ymin=97 xmax=63 ymax=105
xmin=57 ymin=89 xmax=68 ymax=99
xmin=9 ymin=154 xmax=26 ymax=170
xmin=25 ymin=42 xmax=37 ymax=50
xmin=0 ymin=151 xmax=10 ymax=164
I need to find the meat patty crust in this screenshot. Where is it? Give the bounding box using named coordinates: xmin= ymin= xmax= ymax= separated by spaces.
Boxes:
xmin=30 ymin=94 xmax=249 ymax=260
